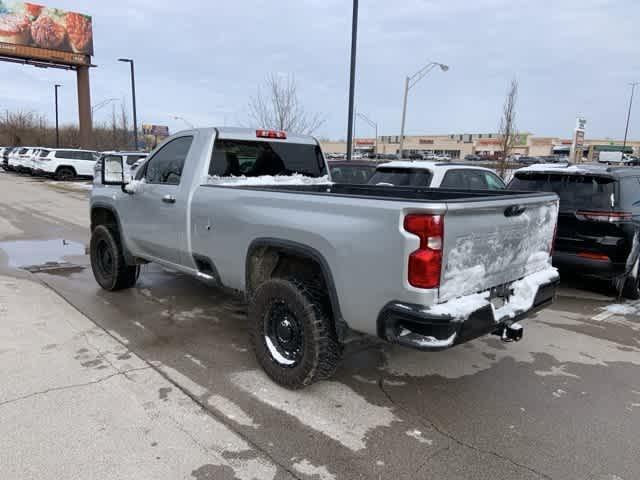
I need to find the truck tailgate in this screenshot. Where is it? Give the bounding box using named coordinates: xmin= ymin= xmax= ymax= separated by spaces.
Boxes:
xmin=439 ymin=193 xmax=558 ymax=302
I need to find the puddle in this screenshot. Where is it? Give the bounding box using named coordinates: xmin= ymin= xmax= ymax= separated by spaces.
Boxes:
xmin=0 ymin=239 xmax=86 ymax=270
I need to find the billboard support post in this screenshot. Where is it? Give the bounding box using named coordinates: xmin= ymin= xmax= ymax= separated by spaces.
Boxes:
xmin=77 ymin=66 xmax=92 ymax=148
xmin=54 ymin=84 xmax=61 ymax=148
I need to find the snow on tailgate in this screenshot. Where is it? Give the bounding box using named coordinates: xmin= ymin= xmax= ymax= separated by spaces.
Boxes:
xmin=439 ymin=200 xmax=558 ymax=302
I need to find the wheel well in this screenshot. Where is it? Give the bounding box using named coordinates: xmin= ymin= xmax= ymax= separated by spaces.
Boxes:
xmin=56 ymin=165 xmax=76 ymax=174
xmin=246 ymin=244 xmax=347 ymax=339
xmin=91 ymin=207 xmax=118 ymax=232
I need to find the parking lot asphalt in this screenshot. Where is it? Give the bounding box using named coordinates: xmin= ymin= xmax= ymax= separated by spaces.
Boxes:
xmin=0 ymin=171 xmax=638 ymax=480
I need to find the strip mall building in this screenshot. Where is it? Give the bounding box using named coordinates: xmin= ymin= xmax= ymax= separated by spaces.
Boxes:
xmin=321 ymin=133 xmax=640 ymax=160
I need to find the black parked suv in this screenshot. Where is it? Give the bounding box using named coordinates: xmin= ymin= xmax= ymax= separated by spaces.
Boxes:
xmin=509 ymin=163 xmax=640 ymax=298
xmin=328 ymin=160 xmax=380 ymax=184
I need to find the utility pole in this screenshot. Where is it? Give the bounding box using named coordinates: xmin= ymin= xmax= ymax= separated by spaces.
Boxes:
xmin=623 ymin=82 xmax=639 ymax=150
xmin=345 ymin=0 xmax=358 ymax=161
xmin=118 ymin=58 xmax=139 ymax=149
xmin=54 ymin=84 xmax=61 ymax=147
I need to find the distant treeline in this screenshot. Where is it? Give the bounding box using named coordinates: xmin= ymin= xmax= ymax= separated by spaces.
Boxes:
xmin=0 ymin=106 xmax=139 ymax=151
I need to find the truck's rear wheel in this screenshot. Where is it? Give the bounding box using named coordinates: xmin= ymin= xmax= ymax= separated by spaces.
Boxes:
xmin=249 ymin=277 xmax=341 ymax=389
xmin=90 ymin=225 xmax=139 ymax=291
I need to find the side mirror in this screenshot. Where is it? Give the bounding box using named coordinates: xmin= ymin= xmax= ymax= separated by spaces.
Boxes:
xmin=102 ymin=156 xmax=125 ymax=186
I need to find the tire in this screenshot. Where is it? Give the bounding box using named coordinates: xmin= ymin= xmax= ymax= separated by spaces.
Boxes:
xmin=249 ymin=277 xmax=341 ymax=389
xmin=90 ymin=225 xmax=139 ymax=291
xmin=55 ymin=167 xmax=75 ymax=181
xmin=622 ymin=276 xmax=640 ymax=300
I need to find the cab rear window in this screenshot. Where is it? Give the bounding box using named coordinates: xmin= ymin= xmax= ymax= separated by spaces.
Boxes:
xmin=209 ymin=139 xmax=326 ymax=178
xmin=509 ymin=173 xmax=617 ymax=210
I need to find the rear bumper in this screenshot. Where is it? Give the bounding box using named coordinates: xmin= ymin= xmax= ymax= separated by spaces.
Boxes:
xmin=378 ymin=276 xmax=558 ymax=351
xmin=553 ymin=251 xmax=626 ymax=280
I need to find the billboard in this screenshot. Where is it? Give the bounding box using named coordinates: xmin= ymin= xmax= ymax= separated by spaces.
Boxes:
xmin=0 ymin=2 xmax=93 ymax=56
xmin=142 ymin=124 xmax=170 ymax=137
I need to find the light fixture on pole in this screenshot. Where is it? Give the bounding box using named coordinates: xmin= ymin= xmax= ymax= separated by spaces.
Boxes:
xmin=345 ymin=0 xmax=358 ymax=161
xmin=54 ymin=84 xmax=61 ymax=148
xmin=357 ymin=112 xmax=378 ymax=156
xmin=171 ymin=115 xmax=195 ymax=129
xmin=623 ymin=81 xmax=640 ymax=150
xmin=118 ymin=58 xmax=139 ymax=149
xmin=91 ymin=97 xmax=118 ymax=115
xmin=398 ymin=62 xmax=449 ymax=158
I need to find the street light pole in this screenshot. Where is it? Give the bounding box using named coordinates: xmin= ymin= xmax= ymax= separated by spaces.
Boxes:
xmin=398 ymin=62 xmax=449 ymax=158
xmin=357 ymin=112 xmax=378 ymax=156
xmin=345 ymin=0 xmax=358 ymax=161
xmin=623 ymin=82 xmax=639 ymax=150
xmin=54 ymin=84 xmax=61 ymax=148
xmin=118 ymin=58 xmax=139 ymax=150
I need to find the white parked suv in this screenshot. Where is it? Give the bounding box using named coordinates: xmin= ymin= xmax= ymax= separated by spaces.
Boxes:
xmin=368 ymin=161 xmax=506 ymax=189
xmin=33 ymin=148 xmax=99 ymax=180
xmin=9 ymin=146 xmax=37 ymax=172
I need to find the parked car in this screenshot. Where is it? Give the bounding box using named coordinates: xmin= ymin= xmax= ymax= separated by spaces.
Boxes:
xmin=90 ymin=127 xmax=559 ymax=388
xmin=368 ymin=161 xmax=506 ymax=189
xmin=516 ymin=156 xmax=539 ymax=165
xmin=0 ymin=147 xmax=12 ymax=170
xmin=11 ymin=147 xmax=38 ymax=173
xmin=6 ymin=147 xmax=25 ymax=171
xmin=508 ymin=163 xmax=640 ymax=298
xmin=34 ymin=148 xmax=99 ymax=180
xmin=328 ymin=160 xmax=379 ymax=184
xmin=463 ymin=154 xmax=482 ymax=162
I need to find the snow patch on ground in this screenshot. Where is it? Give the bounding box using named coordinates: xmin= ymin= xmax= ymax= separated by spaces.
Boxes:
xmin=603 ymin=304 xmax=637 ymax=315
xmin=405 ymin=429 xmax=433 ymax=445
xmin=207 ymin=174 xmax=332 ymax=186
xmin=292 ymin=459 xmax=336 ymax=480
xmin=534 ymin=364 xmax=580 ymax=379
xmin=231 ymin=369 xmax=398 ymax=451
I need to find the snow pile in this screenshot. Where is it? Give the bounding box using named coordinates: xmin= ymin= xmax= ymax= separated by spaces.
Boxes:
xmin=426 ymin=291 xmax=491 ymax=321
xmin=207 ymin=174 xmax=332 ymax=187
xmin=424 ymin=266 xmax=558 ymax=321
xmin=124 ymin=178 xmax=146 ymax=193
xmin=493 ymin=267 xmax=558 ymax=319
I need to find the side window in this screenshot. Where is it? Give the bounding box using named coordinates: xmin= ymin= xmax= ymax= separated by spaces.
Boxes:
xmin=620 ymin=177 xmax=640 ymax=210
xmin=440 ymin=170 xmax=467 ymax=189
xmin=145 ymin=136 xmax=194 ymax=185
xmin=484 ymin=172 xmax=506 ymax=190
xmin=56 ymin=150 xmax=72 ymax=159
xmin=466 ymin=171 xmax=488 ymax=189
xmin=79 ymin=151 xmax=95 ymax=161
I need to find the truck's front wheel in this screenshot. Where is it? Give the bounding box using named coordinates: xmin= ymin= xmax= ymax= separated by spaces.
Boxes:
xmin=249 ymin=278 xmax=341 ymax=389
xmin=90 ymin=225 xmax=139 ymax=291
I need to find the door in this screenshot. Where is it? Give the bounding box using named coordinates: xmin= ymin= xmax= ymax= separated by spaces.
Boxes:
xmin=123 ymin=136 xmax=194 ymax=265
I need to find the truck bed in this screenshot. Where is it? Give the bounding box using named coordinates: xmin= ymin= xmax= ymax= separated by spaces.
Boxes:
xmin=201 ymin=183 xmax=551 ymax=203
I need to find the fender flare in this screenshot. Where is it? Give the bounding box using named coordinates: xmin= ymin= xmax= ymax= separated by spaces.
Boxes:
xmin=90 ymin=203 xmax=135 ymax=265
xmin=246 ymin=238 xmax=348 ymax=338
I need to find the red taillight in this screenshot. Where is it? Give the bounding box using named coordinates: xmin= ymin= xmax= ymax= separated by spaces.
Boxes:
xmin=577 ymin=252 xmax=610 ymax=261
xmin=575 ymin=210 xmax=632 ymax=222
xmin=404 ymin=214 xmax=443 ymax=289
xmin=256 ymin=129 xmax=287 ymax=139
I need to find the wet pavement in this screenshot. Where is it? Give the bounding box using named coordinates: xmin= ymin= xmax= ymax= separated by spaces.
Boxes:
xmin=0 ymin=173 xmax=639 ymax=480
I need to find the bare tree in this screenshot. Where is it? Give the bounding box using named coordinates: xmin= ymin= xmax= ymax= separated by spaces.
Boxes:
xmin=498 ymin=78 xmax=519 ymax=177
xmin=248 ymin=74 xmax=324 ymax=135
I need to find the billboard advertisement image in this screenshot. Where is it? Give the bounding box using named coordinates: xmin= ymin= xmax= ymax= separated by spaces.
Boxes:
xmin=0 ymin=2 xmax=93 ymax=55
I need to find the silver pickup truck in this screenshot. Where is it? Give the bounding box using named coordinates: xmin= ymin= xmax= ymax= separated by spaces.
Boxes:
xmin=90 ymin=127 xmax=559 ymax=389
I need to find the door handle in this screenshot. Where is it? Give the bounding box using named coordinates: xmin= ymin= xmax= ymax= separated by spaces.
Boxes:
xmin=162 ymin=195 xmax=176 ymax=204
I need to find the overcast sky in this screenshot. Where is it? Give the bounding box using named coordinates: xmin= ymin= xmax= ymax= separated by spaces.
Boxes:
xmin=1 ymin=0 xmax=639 ymax=140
